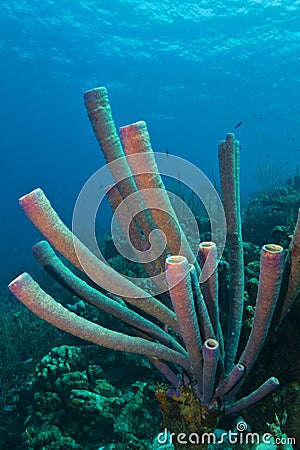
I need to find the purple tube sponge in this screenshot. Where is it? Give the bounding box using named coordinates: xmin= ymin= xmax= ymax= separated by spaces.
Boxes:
xmin=239 ymin=244 xmax=285 ymax=375
xmin=165 ymin=256 xmax=203 ymax=386
xmin=202 ymin=338 xmax=219 ymax=407
xmin=8 ymin=89 xmax=298 ymax=425
xmin=224 ymin=377 xmax=279 ymax=415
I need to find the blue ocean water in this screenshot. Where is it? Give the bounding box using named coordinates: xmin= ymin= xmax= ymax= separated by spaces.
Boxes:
xmin=1 ymin=0 xmax=299 ymax=282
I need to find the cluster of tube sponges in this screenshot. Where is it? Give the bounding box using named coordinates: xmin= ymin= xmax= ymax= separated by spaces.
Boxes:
xmin=9 ymin=87 xmax=300 ymax=415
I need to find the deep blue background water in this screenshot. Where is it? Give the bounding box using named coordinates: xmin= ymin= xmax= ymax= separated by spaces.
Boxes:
xmin=1 ymin=0 xmax=300 ymax=283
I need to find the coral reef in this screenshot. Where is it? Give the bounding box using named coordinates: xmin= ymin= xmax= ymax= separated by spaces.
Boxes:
xmin=243 ymin=184 xmax=300 ymax=247
xmin=0 ymin=288 xmax=63 ymax=449
xmin=22 ymin=345 xmax=160 ymax=449
xmin=7 ymin=87 xmax=300 ymax=448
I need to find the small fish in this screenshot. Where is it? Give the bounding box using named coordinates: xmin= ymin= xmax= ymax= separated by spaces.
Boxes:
xmin=234 ymin=121 xmax=243 ymax=129
xmin=21 ymin=357 xmax=33 ymax=364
